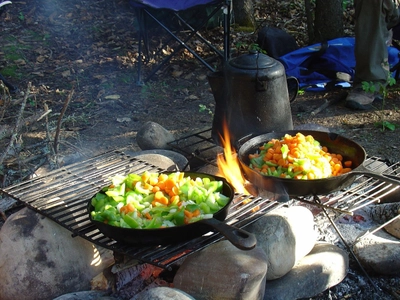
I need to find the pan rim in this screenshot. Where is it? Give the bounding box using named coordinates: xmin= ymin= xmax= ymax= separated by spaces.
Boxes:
xmin=237 ymin=129 xmax=367 ymax=182
xmin=87 ymin=171 xmax=235 ymax=233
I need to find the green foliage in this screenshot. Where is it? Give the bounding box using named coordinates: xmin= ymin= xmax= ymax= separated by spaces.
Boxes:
xmin=18 ymin=12 xmax=25 ymax=22
xmin=297 ymin=88 xmax=306 ymax=96
xmin=248 ymin=43 xmax=267 ymax=54
xmin=361 ymin=71 xmax=397 ymax=132
xmin=1 ymin=65 xmax=19 ymax=78
xmin=199 ymin=104 xmax=213 ymax=116
xmin=234 ymin=42 xmax=267 ymax=55
xmin=374 ymin=121 xmax=397 ymax=131
xmin=342 ymin=0 xmax=353 ymax=10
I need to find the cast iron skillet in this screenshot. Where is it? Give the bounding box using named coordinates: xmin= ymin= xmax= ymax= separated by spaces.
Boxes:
xmin=237 ymin=130 xmax=400 ymax=196
xmin=88 ymin=172 xmax=257 ymax=250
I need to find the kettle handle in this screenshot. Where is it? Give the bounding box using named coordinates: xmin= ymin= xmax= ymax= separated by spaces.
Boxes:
xmin=287 ymin=76 xmax=299 ymax=103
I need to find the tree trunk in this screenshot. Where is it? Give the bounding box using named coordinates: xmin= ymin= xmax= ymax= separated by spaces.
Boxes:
xmin=232 ymin=0 xmax=255 ymax=28
xmin=304 ymin=0 xmax=315 ymax=44
xmin=312 ymin=0 xmax=344 ymax=43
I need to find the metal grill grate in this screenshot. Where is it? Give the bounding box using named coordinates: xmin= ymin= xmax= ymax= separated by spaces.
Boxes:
xmin=0 ymin=147 xmax=283 ymax=269
xmin=295 ymin=157 xmax=400 ymax=214
xmin=2 ymin=130 xmax=400 ymax=269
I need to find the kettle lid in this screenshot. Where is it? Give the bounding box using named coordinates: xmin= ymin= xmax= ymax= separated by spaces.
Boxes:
xmin=229 ymin=50 xmax=277 ymax=70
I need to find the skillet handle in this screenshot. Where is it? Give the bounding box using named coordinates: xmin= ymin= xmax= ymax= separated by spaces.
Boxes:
xmin=352 ymin=170 xmax=400 ymax=186
xmin=201 ymin=218 xmax=257 ymax=250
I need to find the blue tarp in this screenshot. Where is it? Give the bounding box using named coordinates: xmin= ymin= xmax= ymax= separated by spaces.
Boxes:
xmin=278 ymin=37 xmax=400 ymax=91
xmin=278 ymin=38 xmax=356 ymax=90
xmin=130 ymin=0 xmax=221 ymax=11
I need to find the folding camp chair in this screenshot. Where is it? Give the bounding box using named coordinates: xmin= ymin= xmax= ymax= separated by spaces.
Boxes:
xmin=129 ymin=0 xmax=231 ymax=84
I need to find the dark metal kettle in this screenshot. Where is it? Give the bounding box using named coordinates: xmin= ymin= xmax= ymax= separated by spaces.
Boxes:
xmin=208 ymin=50 xmax=298 ymax=146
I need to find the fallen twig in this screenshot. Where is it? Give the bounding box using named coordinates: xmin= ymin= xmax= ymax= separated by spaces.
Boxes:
xmin=0 ymin=110 xmax=45 ymax=141
xmin=0 ymin=82 xmax=31 ymax=166
xmin=37 ymin=109 xmax=52 ymax=121
xmin=0 ymin=80 xmax=12 ymax=122
xmin=310 ymin=92 xmax=345 ymax=116
xmin=53 ymin=88 xmax=74 ymax=154
xmin=310 ymin=99 xmax=329 ymax=116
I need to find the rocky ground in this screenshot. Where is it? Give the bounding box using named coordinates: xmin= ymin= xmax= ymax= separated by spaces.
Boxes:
xmin=1 ymin=0 xmax=400 ymax=299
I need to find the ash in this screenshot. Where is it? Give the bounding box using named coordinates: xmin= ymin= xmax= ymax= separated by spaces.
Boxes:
xmin=307 ymin=208 xmax=400 ymax=300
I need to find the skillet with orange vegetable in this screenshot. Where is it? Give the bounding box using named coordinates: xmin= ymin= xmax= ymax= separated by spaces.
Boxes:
xmin=237 ymin=130 xmax=400 ymax=196
xmin=88 ymin=171 xmax=257 ymax=250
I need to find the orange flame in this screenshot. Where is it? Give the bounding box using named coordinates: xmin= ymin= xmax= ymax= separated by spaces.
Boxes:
xmin=216 ymin=123 xmax=251 ymax=195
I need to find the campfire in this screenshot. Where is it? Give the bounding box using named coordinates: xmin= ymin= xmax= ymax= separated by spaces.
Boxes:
xmin=1 ymin=126 xmax=400 ymax=299
xmin=215 ymin=122 xmax=253 ymax=195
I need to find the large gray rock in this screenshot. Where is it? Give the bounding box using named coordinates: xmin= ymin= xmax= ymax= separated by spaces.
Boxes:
xmin=173 ymin=240 xmax=268 ymax=300
xmin=264 ymin=243 xmax=349 ymax=300
xmin=384 ymin=216 xmax=400 ymax=239
xmin=353 ymin=229 xmax=400 ymax=276
xmin=53 ymin=291 xmax=113 ymax=300
xmin=0 ymin=208 xmax=114 ymax=300
xmin=130 ymin=287 xmax=195 ymax=300
xmin=245 ymin=205 xmax=317 ymax=280
xmin=136 ymin=121 xmax=175 ymax=150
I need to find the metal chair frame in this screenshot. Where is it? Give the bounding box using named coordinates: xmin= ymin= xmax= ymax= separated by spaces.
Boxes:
xmin=131 ymin=0 xmax=231 ymax=84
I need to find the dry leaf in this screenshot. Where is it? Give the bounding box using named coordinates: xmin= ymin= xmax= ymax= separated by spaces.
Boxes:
xmin=14 ymin=59 xmax=26 ymax=65
xmin=105 ymin=95 xmax=120 ymax=100
xmin=116 ymin=117 xmax=131 ymax=123
xmin=197 ymin=74 xmax=207 ymax=81
xmin=186 ymin=95 xmax=198 ymax=100
xmin=172 ymin=70 xmax=183 ymax=78
xmin=184 ymin=73 xmax=193 ymax=80
xmin=61 ymin=70 xmax=71 ymax=77
xmin=36 ymin=56 xmax=46 ymax=63
xmin=31 ymin=72 xmax=44 ymax=77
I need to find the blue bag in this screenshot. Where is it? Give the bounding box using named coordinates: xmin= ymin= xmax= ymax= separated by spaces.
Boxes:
xmin=278 ymin=37 xmax=400 ymax=91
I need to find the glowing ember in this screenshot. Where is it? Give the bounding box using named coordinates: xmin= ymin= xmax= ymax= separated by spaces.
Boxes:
xmin=216 ymin=123 xmax=252 ymax=195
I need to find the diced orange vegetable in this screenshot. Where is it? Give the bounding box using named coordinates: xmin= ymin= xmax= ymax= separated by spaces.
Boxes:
xmin=120 ymin=203 xmax=135 ymax=214
xmin=249 ymin=132 xmax=353 ymax=180
xmin=170 ymin=195 xmax=180 ymax=204
xmin=192 ymin=209 xmax=200 ymax=217
xmin=154 ymin=191 xmax=169 ymax=205
xmin=340 ymin=167 xmax=352 ymax=174
xmin=344 ymin=160 xmax=353 ymax=167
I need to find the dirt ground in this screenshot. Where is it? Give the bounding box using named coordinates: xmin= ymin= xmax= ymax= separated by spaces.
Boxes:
xmin=1 ymin=0 xmax=400 ymax=187
xmin=1 ymin=1 xmax=400 ymax=298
